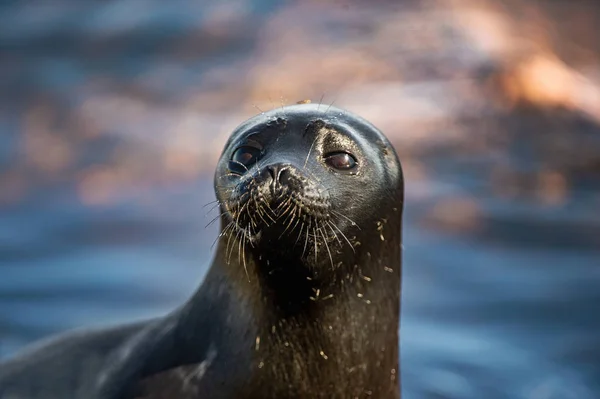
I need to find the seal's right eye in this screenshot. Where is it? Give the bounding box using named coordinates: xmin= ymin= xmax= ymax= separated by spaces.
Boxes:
xmin=229 ymin=145 xmax=262 ymax=174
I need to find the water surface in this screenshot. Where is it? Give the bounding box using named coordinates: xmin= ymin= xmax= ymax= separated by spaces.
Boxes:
xmin=1 ymin=1 xmax=599 ymax=398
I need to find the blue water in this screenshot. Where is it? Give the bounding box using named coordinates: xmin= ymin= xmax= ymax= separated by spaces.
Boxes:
xmin=1 ymin=1 xmax=599 ymax=398
xmin=1 ymin=173 xmax=598 ymax=398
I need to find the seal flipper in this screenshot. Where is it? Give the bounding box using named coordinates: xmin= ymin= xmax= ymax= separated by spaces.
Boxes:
xmin=0 ymin=316 xmax=181 ymax=399
xmin=99 ymin=308 xmax=216 ymax=399
xmin=93 ymin=316 xmax=181 ymax=399
xmin=0 ymin=320 xmax=149 ymax=399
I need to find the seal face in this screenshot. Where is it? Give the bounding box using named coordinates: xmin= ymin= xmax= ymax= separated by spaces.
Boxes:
xmin=214 ymin=104 xmax=401 ymax=276
xmin=0 ymin=104 xmax=403 ymax=399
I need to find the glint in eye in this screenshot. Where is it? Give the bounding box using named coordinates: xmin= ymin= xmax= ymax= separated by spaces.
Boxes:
xmin=324 ymin=152 xmax=357 ymax=171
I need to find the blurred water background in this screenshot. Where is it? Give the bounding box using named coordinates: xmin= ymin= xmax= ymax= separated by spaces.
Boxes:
xmin=1 ymin=0 xmax=599 ymax=398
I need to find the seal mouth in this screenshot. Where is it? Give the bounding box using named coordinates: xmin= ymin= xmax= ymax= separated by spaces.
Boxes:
xmin=219 ymin=179 xmax=361 ymax=271
xmin=224 ymin=178 xmax=333 ymax=244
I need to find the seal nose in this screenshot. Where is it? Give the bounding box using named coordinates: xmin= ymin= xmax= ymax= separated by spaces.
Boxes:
xmin=267 ymin=164 xmax=290 ymax=188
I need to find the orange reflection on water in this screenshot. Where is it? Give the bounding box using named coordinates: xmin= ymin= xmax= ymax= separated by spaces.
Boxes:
xmin=537 ymin=171 xmax=567 ymax=207
xmin=78 ymin=166 xmax=121 ymax=206
xmin=22 ymin=104 xmax=74 ymax=177
xmin=425 ymin=196 xmax=482 ymax=234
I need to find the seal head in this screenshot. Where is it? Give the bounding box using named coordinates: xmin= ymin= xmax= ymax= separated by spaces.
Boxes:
xmin=215 ymin=104 xmax=402 ymax=279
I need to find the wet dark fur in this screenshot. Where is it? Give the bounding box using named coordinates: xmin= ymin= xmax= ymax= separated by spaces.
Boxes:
xmin=0 ymin=104 xmax=404 ymax=399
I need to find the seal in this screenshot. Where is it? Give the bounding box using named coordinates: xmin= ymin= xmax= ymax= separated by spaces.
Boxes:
xmin=0 ymin=103 xmax=404 ymax=399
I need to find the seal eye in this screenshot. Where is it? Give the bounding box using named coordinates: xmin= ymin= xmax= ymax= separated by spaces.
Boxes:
xmin=324 ymin=152 xmax=357 ymax=171
xmin=230 ymin=145 xmax=262 ymax=174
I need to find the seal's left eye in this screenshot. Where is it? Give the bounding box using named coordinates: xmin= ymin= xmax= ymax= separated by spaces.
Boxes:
xmin=229 ymin=146 xmax=262 ymax=174
xmin=324 ymin=152 xmax=357 ymax=171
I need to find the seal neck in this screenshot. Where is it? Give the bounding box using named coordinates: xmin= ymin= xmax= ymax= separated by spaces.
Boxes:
xmin=216 ymin=211 xmax=402 ymax=313
xmin=181 ymin=214 xmax=402 ymax=397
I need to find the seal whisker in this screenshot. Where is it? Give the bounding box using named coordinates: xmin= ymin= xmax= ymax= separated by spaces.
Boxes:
xmin=205 ymin=210 xmax=229 ymax=229
xmin=202 ymin=199 xmax=221 ymax=209
xmin=302 ymin=220 xmax=311 ymax=258
xmin=255 ymin=183 xmax=276 ymax=223
xmin=325 ymin=99 xmax=336 ymax=113
xmin=226 ymin=201 xmax=250 ymax=261
xmin=216 ymin=173 xmax=243 ymax=180
xmin=234 ymin=201 xmax=249 ymax=229
xmin=213 ymin=184 xmax=236 ymax=191
xmin=273 ymin=198 xmax=288 ymax=214
xmin=313 ymin=226 xmax=319 ymax=263
xmin=204 ymin=202 xmax=224 ymax=217
xmin=327 ymin=220 xmax=355 ymax=253
xmin=211 ymin=220 xmax=234 ymax=250
xmin=277 ymin=197 xmax=295 ymax=221
xmin=303 ymin=131 xmax=320 ymax=170
xmin=284 ymin=199 xmax=297 ymax=221
xmin=278 ymin=94 xmax=288 ymax=118
xmin=293 ymin=205 xmax=305 ymax=243
xmin=228 ymin=227 xmax=245 ymax=265
xmin=331 ymin=210 xmax=360 ymax=230
xmin=221 ymin=186 xmax=248 ymax=204
xmin=285 ymin=205 xmax=301 ymax=231
xmin=325 ymin=221 xmax=342 ymax=246
xmin=224 ymin=226 xmax=236 ymax=264
xmin=295 ymin=220 xmax=305 ymax=246
xmin=254 ymin=104 xmax=264 ymax=114
xmin=265 ymin=205 xmax=278 ymax=223
xmin=288 ymin=218 xmax=301 ymax=243
xmin=256 ymin=202 xmax=273 ymax=226
xmin=260 ymin=192 xmax=277 ymax=221
xmin=268 ymin=94 xmax=275 ymax=111
xmin=274 ymin=194 xmax=292 ymax=212
xmin=246 ymin=201 xmax=258 ymax=229
xmin=239 ymin=227 xmax=250 ymax=281
xmin=229 ymin=159 xmax=251 ymax=173
xmin=317 ymin=93 xmax=325 ymax=112
xmin=247 ymin=194 xmax=261 ymax=229
xmin=319 ymin=225 xmax=334 ymax=270
xmin=279 ymin=204 xmax=299 ymax=239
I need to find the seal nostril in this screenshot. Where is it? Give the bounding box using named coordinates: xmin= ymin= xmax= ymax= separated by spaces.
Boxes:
xmin=267 ymin=165 xmax=278 ymax=182
xmin=278 ymin=167 xmax=290 ymax=184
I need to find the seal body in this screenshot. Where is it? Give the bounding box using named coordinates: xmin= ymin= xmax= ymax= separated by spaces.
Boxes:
xmin=0 ymin=104 xmax=403 ymax=399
